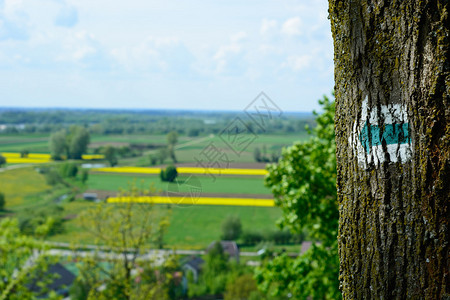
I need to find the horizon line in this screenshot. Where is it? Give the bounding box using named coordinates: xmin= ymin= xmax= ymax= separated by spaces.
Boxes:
xmin=0 ymin=106 xmax=315 ymax=114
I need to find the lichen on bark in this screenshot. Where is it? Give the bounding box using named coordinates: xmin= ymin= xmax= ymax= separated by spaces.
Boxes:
xmin=329 ymin=0 xmax=449 ymax=298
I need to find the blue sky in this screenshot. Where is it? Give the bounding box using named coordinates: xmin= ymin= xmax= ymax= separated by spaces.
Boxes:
xmin=0 ymin=0 xmax=334 ymax=112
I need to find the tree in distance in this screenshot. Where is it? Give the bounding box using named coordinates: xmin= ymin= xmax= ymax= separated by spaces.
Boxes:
xmin=221 ymin=215 xmax=242 ymax=241
xmin=149 ymin=154 xmax=158 ymax=166
xmin=168 ymin=145 xmax=177 ymax=163
xmin=167 ymin=131 xmax=178 ymax=146
xmin=167 ymin=131 xmax=178 ymax=163
xmin=188 ymin=128 xmax=200 ymax=137
xmin=20 ymin=149 xmax=29 ymax=158
xmin=253 ymin=147 xmax=262 ymax=162
xmin=49 ymin=130 xmax=67 ymax=160
xmin=49 ymin=126 xmax=90 ymax=160
xmin=44 ymin=169 xmax=63 ymax=186
xmin=160 ymin=165 xmax=178 ymax=182
xmin=81 ymin=169 xmax=89 ymax=184
xmin=158 ymin=147 xmax=169 ymax=164
xmin=102 ymin=145 xmax=118 ymax=167
xmin=67 ymin=125 xmax=90 ymax=159
xmin=76 ymin=184 xmax=173 ymax=299
xmin=60 ymin=162 xmax=78 ymax=178
xmin=0 ymin=155 xmax=5 ymax=167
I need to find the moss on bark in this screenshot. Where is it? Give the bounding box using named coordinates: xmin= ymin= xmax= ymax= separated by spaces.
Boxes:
xmin=329 ymin=0 xmax=449 ymax=298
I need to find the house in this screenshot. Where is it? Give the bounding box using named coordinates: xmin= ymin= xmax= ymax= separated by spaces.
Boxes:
xmin=82 ymin=193 xmax=97 ymax=201
xmin=182 ymin=256 xmax=204 ymax=283
xmin=206 ymin=241 xmax=240 ymax=263
xmin=28 ymin=263 xmax=76 ymax=298
xmin=300 ymin=241 xmax=322 ymax=254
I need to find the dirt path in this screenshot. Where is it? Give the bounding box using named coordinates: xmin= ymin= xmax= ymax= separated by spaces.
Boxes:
xmin=0 ymin=163 xmax=32 ymax=173
xmin=174 ymin=134 xmax=215 ymax=150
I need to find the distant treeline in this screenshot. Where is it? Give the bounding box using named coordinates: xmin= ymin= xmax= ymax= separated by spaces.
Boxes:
xmin=0 ymin=109 xmax=315 ymax=135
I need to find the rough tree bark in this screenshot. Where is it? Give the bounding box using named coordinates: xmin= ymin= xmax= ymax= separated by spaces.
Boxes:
xmin=328 ymin=1 xmax=449 ymax=299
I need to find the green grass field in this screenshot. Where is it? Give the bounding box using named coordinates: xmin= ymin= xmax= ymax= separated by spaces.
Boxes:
xmin=0 ymin=132 xmax=308 ymax=163
xmin=87 ymin=173 xmax=271 ymax=195
xmin=0 ymin=166 xmax=282 ymax=249
xmin=0 ymin=131 xmax=303 ymax=249
xmin=171 ymin=133 xmax=308 ymax=163
xmin=47 ymin=204 xmax=283 ymax=249
xmin=165 ymin=205 xmax=281 ymax=249
xmin=0 ymin=167 xmax=51 ymax=208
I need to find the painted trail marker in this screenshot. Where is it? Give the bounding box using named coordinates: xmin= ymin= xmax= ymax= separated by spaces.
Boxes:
xmin=349 ymin=96 xmax=412 ymax=168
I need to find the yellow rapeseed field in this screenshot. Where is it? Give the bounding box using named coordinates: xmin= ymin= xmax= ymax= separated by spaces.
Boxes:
xmin=177 ymin=167 xmax=267 ymax=175
xmin=1 ymin=152 xmax=51 ymax=159
xmin=81 ymin=154 xmax=105 ymax=160
xmin=93 ymin=166 xmax=268 ymax=176
xmin=1 ymin=152 xmax=104 ymax=163
xmin=107 ymin=196 xmax=274 ymax=207
xmin=94 ymin=167 xmax=161 ymax=174
xmin=4 ymin=157 xmax=51 ymax=164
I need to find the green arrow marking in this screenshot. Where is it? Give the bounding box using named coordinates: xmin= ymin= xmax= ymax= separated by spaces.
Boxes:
xmin=359 ymin=121 xmax=410 ymax=153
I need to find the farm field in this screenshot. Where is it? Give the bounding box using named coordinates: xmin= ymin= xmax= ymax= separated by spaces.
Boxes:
xmin=0 ymin=166 xmax=282 ymax=249
xmin=87 ymin=173 xmax=271 ymax=195
xmin=0 ymin=129 xmax=306 ymax=250
xmin=0 ymin=132 xmax=308 ymax=164
xmin=164 ymin=205 xmax=282 ymax=249
xmin=93 ymin=166 xmax=268 ymax=175
xmin=1 ymin=152 xmax=104 ymax=164
xmin=107 ymin=196 xmax=274 ymax=207
xmin=0 ymin=167 xmax=51 ymax=208
xmin=46 ymin=204 xmax=283 ymax=249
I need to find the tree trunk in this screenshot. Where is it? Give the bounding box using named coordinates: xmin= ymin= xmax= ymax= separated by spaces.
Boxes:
xmin=329 ymin=1 xmax=449 ymax=299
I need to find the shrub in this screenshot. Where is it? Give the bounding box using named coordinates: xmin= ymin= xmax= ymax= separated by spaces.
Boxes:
xmin=60 ymin=163 xmax=78 ymax=178
xmin=20 ymin=149 xmax=29 ymax=158
xmin=160 ymin=165 xmax=178 ymax=182
xmin=242 ymin=231 xmax=264 ymax=245
xmin=266 ymin=230 xmax=293 ymax=245
xmin=253 ymin=147 xmax=262 ymax=162
xmin=117 ymin=146 xmax=131 ymax=157
xmin=102 ymin=146 xmax=118 ymax=166
xmin=45 ymin=170 xmax=63 ymax=185
xmin=169 ymin=145 xmax=177 ymax=163
xmin=221 ymin=215 xmax=242 ymax=240
xmin=18 ymin=205 xmax=65 ymax=236
xmin=224 ymin=274 xmax=258 ymax=300
xmin=0 ymin=155 xmax=5 ymax=167
xmin=188 ymin=128 xmax=200 ymax=137
xmin=0 ymin=192 xmax=5 ymax=211
xmin=158 ymin=147 xmax=169 ymax=164
xmin=81 ymin=169 xmax=89 ymax=184
xmin=271 ymin=151 xmax=280 ymax=162
xmin=149 ymin=155 xmax=158 ymax=166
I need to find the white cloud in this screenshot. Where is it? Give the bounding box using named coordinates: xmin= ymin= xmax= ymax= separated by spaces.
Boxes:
xmin=283 ymin=55 xmax=312 ymax=71
xmin=0 ymin=0 xmax=335 ymax=111
xmin=3 ymin=0 xmax=24 ymax=17
xmin=213 ymin=31 xmax=247 ymax=74
xmin=260 ymin=19 xmax=277 ymax=36
xmin=0 ymin=0 xmax=30 ymax=40
xmin=281 ymin=17 xmax=302 ymax=36
xmin=230 ymin=31 xmax=247 ymax=43
xmin=111 ymin=36 xmax=194 ymax=76
xmin=54 ymin=4 xmax=78 ymax=28
xmin=57 ymin=31 xmax=97 ymax=61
